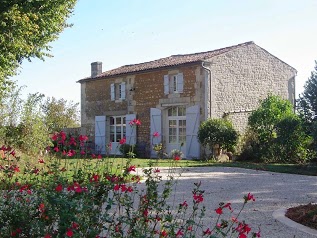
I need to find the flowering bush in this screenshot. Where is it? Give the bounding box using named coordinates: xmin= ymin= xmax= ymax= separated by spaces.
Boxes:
xmin=0 ymin=123 xmax=260 ymax=237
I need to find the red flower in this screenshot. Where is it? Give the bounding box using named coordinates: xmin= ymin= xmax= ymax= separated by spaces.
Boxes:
xmin=44 ymin=234 xmax=52 ymax=238
xmin=174 ymin=155 xmax=181 ymax=161
xmin=51 ymin=134 xmax=58 ymax=141
xmin=113 ymin=184 xmax=120 ymax=191
xmin=180 ymin=200 xmax=188 ymax=208
xmin=203 ymin=228 xmax=212 ymax=235
xmin=55 ymin=184 xmax=63 ymax=192
xmin=72 ymin=222 xmax=79 ymax=230
xmin=176 ymin=229 xmax=184 ymax=237
xmin=244 ymin=193 xmax=255 ymax=202
xmin=38 ymin=158 xmax=45 ymax=163
xmin=127 ymin=186 xmax=133 ymax=192
xmin=90 ymin=174 xmax=100 ymax=183
xmin=14 ymin=166 xmax=20 ymax=172
xmin=187 ymin=226 xmax=193 ymax=231
xmin=91 ymin=154 xmax=96 ymax=159
xmin=80 ymin=150 xmax=85 ymax=155
xmin=9 ymin=150 xmax=16 ymax=157
xmin=153 ymin=131 xmax=160 ymax=137
xmin=54 ymin=147 xmax=59 ymax=152
xmin=66 ymin=229 xmax=73 ymax=237
xmin=97 ymin=154 xmax=102 ymax=159
xmin=39 ymin=203 xmax=45 ymax=213
xmin=119 ymin=137 xmax=126 ymax=145
xmin=79 ymin=135 xmax=88 ymax=141
xmin=62 ymin=150 xmax=67 ymax=156
xmin=160 ymin=230 xmax=167 ymax=237
xmin=127 ymin=165 xmax=136 ymax=172
xmin=193 ymin=193 xmax=204 ymax=203
xmin=154 ymin=168 xmax=160 ymax=173
xmin=215 ymin=207 xmax=223 ymax=215
xmin=224 ymin=202 xmax=232 ymax=211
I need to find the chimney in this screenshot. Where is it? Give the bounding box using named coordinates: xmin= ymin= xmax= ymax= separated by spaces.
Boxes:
xmin=91 ymin=62 xmax=102 ymax=78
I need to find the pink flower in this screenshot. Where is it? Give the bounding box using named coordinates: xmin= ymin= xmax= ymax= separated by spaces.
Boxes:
xmin=153 ymin=131 xmax=160 ymax=137
xmin=203 ymin=228 xmax=212 ymax=235
xmin=119 ymin=137 xmax=126 ymax=145
xmin=80 ymin=150 xmax=85 ymax=155
xmin=97 ymin=154 xmax=102 ymax=159
xmin=154 ymin=168 xmax=160 ymax=173
xmin=54 ymin=147 xmax=59 ymax=152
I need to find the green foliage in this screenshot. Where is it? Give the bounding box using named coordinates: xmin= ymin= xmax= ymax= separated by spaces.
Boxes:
xmin=297 ymin=60 xmax=317 ymax=124
xmin=242 ymin=95 xmax=313 ymax=163
xmin=119 ymin=144 xmax=137 ymax=158
xmin=0 ymin=0 xmax=77 ymax=83
xmin=42 ymin=97 xmax=80 ymax=132
xmin=197 ymin=118 xmax=238 ymax=152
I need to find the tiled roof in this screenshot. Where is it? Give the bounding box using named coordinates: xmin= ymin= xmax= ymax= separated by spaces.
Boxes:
xmin=80 ymin=41 xmax=254 ymax=81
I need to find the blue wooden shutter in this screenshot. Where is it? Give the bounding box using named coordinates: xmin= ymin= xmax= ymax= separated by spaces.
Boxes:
xmin=126 ymin=114 xmax=136 ymax=145
xmin=164 ymin=75 xmax=169 ymax=95
xmin=95 ymin=116 xmax=106 ymax=154
xmin=120 ymin=82 xmax=126 ymax=100
xmin=110 ymin=83 xmax=115 ymax=101
xmin=186 ymin=105 xmax=200 ymax=159
xmin=150 ymin=108 xmax=162 ymax=158
xmin=177 ymin=73 xmax=184 ymax=93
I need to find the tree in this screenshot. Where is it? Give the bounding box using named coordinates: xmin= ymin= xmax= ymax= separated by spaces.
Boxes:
xmin=42 ymin=97 xmax=80 ymax=132
xmin=197 ymin=118 xmax=238 ymax=156
xmin=0 ymin=0 xmax=77 ymax=84
xmin=297 ymin=60 xmax=317 ymax=123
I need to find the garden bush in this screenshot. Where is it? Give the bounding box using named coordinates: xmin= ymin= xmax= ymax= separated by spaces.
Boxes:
xmin=197 ymin=118 xmax=238 ymax=158
xmin=241 ymin=95 xmax=314 ymax=163
xmin=0 ymin=125 xmax=260 ymax=237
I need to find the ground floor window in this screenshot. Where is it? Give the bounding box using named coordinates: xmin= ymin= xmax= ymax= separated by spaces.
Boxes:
xmin=168 ymin=106 xmax=186 ymax=144
xmin=110 ymin=116 xmax=126 ymax=142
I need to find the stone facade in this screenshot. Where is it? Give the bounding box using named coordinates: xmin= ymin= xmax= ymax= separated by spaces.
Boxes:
xmin=205 ymin=43 xmax=296 ymax=132
xmin=78 ymin=42 xmax=296 ymax=158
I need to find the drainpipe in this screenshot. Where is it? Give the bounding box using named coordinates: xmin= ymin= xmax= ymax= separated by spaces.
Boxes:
xmin=201 ymin=61 xmax=212 ymax=119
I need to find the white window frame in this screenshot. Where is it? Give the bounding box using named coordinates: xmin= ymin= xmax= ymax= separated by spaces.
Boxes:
xmin=164 ymin=73 xmax=183 ymax=95
xmin=109 ymin=116 xmax=126 ymax=142
xmin=110 ymin=82 xmax=126 ymax=101
xmin=168 ymin=106 xmax=186 ymax=144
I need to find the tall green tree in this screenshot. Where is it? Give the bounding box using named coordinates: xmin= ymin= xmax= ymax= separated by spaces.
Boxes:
xmin=0 ymin=0 xmax=77 ymax=84
xmin=42 ymin=97 xmax=80 ymax=132
xmin=297 ymin=61 xmax=317 ymax=152
xmin=297 ymin=61 xmax=317 ymax=124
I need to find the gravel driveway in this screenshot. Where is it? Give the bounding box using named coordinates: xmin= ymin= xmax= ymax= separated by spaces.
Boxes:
xmin=137 ymin=167 xmax=317 ymax=238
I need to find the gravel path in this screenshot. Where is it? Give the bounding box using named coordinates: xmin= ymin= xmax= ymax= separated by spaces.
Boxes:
xmin=137 ymin=167 xmax=317 ymax=238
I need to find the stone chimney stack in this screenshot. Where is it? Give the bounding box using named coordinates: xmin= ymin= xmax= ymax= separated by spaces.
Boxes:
xmin=91 ymin=62 xmax=102 ymax=78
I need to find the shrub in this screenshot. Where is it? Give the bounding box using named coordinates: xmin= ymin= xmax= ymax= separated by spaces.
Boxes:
xmin=0 ymin=128 xmax=260 ymax=238
xmin=119 ymin=143 xmax=137 ymax=158
xmin=197 ymin=118 xmax=238 ymax=155
xmin=243 ymin=95 xmax=314 ymax=163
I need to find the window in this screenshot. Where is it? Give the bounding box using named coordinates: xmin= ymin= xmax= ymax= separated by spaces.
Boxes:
xmin=164 ymin=73 xmax=184 ymax=94
xmin=110 ymin=116 xmax=126 ymax=142
xmin=111 ymin=82 xmax=126 ymax=101
xmin=168 ymin=106 xmax=186 ymax=144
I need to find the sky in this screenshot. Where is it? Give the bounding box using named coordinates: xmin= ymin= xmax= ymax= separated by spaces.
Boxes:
xmin=12 ymin=0 xmax=317 ymax=104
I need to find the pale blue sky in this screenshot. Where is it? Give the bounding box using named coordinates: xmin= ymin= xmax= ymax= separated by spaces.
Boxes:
xmin=13 ymin=0 xmax=317 ymax=103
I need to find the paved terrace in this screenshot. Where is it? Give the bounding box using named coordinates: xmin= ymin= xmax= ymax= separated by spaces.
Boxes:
xmin=135 ymin=167 xmax=317 ymax=238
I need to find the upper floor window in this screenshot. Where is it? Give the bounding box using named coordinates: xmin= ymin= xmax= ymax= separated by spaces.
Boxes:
xmin=164 ymin=73 xmax=184 ymax=95
xmin=111 ymin=82 xmax=126 ymax=101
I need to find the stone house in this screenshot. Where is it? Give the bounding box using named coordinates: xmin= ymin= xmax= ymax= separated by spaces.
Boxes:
xmin=77 ymin=41 xmax=296 ymax=159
